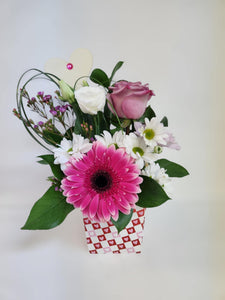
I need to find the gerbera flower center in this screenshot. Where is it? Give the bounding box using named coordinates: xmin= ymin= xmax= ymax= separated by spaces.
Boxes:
xmin=91 ymin=170 xmax=112 ymax=192
xmin=132 ymin=147 xmax=144 ymax=157
xmin=143 ymin=128 xmax=155 ymax=140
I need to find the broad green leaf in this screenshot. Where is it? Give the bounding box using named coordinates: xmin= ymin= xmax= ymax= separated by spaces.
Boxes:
xmin=90 ymin=68 xmax=110 ymax=88
xmin=160 ymin=116 xmax=168 ymax=127
xmin=156 ymin=159 xmax=189 ymax=178
xmin=138 ymin=106 xmax=156 ymax=122
xmin=21 ymin=186 xmax=74 ymax=230
xmin=109 ymin=61 xmax=124 ymax=83
xmin=38 ymin=154 xmax=64 ymax=180
xmin=111 ymin=209 xmax=133 ymax=233
xmin=136 ymin=176 xmax=170 ymax=208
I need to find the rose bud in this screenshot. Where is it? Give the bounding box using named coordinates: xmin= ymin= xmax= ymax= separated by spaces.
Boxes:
xmin=107 ymin=81 xmax=155 ymax=119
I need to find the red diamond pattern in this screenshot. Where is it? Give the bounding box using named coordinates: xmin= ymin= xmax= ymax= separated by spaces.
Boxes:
xmin=83 ymin=207 xmax=146 ymax=254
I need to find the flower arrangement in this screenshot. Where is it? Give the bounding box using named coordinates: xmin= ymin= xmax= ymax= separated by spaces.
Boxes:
xmin=13 ymin=51 xmax=188 ymax=234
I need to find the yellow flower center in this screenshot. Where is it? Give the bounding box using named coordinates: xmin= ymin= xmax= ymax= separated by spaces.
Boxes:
xmin=132 ymin=147 xmax=144 ymax=157
xmin=143 ymin=128 xmax=155 ymax=140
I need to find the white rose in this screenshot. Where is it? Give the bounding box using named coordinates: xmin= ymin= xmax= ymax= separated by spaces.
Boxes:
xmin=75 ymin=86 xmax=106 ymax=115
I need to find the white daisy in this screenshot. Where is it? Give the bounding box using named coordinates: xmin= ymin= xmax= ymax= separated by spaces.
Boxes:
xmin=95 ymin=130 xmax=125 ymax=148
xmin=71 ymin=133 xmax=93 ymax=160
xmin=142 ymin=162 xmax=172 ymax=194
xmin=138 ymin=117 xmax=169 ymax=148
xmin=53 ymin=138 xmax=73 ymax=169
xmin=124 ymin=133 xmax=157 ymax=169
xmin=53 ymin=133 xmax=92 ymax=170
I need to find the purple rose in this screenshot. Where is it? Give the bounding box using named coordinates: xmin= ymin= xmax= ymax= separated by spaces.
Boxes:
xmin=107 ymin=81 xmax=155 ymax=119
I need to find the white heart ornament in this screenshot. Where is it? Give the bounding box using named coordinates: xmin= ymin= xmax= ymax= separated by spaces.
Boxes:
xmin=44 ymin=48 xmax=93 ymax=88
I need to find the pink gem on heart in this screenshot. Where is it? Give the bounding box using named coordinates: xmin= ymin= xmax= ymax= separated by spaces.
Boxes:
xmin=66 ymin=63 xmax=73 ymax=70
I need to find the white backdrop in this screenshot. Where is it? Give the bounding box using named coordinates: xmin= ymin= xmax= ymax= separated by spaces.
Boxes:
xmin=0 ymin=0 xmax=225 ymax=299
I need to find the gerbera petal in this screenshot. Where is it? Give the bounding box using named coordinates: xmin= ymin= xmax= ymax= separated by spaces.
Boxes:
xmin=80 ymin=193 xmax=92 ymax=210
xmin=88 ymin=194 xmax=99 ymax=219
xmin=95 ymin=141 xmax=107 ymax=160
xmin=74 ymin=159 xmax=89 ymax=172
xmin=111 ymin=209 xmax=119 ymax=222
xmin=100 ymin=199 xmax=111 ymax=222
xmin=63 ymin=165 xmax=76 ymax=176
xmin=67 ymin=174 xmax=84 ymax=183
xmin=117 ymin=204 xmax=130 ymax=215
xmin=106 ymin=196 xmax=116 ymax=216
xmin=96 ymin=201 xmax=105 ymax=223
xmin=127 ymin=193 xmax=139 ymax=204
xmin=120 ymin=182 xmax=141 ymax=193
xmin=66 ymin=195 xmax=83 ymax=206
xmin=66 ymin=187 xmax=85 ymax=197
xmin=117 ymin=196 xmax=131 ymax=210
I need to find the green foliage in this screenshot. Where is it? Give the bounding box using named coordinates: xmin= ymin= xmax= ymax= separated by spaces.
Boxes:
xmin=156 ymin=159 xmax=189 ymax=178
xmin=42 ymin=129 xmax=63 ymax=145
xmin=136 ymin=176 xmax=170 ymax=208
xmin=109 ymin=61 xmax=124 ymax=83
xmin=21 ymin=186 xmax=74 ymax=230
xmin=90 ymin=68 xmax=110 ymax=88
xmin=111 ymin=209 xmax=133 ymax=233
xmin=97 ymin=111 xmax=110 ymax=134
xmin=138 ymin=106 xmax=156 ymax=122
xmin=160 ymin=116 xmax=168 ymax=127
xmin=71 ymin=101 xmax=85 ymax=135
xmin=38 ymin=154 xmax=64 ymax=180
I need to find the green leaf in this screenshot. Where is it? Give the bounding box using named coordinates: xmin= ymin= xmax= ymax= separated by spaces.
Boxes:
xmin=136 ymin=176 xmax=170 ymax=208
xmin=42 ymin=129 xmax=63 ymax=144
xmin=71 ymin=101 xmax=85 ymax=134
xmin=90 ymin=68 xmax=110 ymax=88
xmin=74 ymin=118 xmax=83 ymax=135
xmin=38 ymin=154 xmax=64 ymax=180
xmin=37 ymin=159 xmax=48 ymax=165
xmin=160 ymin=116 xmax=168 ymax=127
xmin=64 ymin=126 xmax=74 ymax=140
xmin=97 ymin=111 xmax=109 ymax=134
xmin=21 ymin=186 xmax=74 ymax=230
xmin=156 ymin=159 xmax=189 ymax=178
xmin=111 ymin=209 xmax=133 ymax=233
xmin=138 ymin=106 xmax=156 ymax=122
xmin=104 ymin=101 xmax=111 ymax=128
xmin=109 ymin=61 xmax=124 ymax=83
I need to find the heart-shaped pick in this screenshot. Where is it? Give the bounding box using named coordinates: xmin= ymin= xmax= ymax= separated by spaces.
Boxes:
xmin=44 ymin=48 xmax=93 ymax=88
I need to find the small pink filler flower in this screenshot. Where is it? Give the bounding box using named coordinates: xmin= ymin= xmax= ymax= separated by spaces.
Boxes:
xmin=61 ymin=142 xmax=143 ymax=223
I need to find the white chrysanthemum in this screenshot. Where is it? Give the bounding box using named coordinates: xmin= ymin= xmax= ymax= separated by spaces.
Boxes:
xmin=124 ymin=133 xmax=157 ymax=169
xmin=142 ymin=162 xmax=172 ymax=193
xmin=138 ymin=117 xmax=169 ymax=148
xmin=53 ymin=133 xmax=92 ymax=170
xmin=95 ymin=130 xmax=125 ymax=148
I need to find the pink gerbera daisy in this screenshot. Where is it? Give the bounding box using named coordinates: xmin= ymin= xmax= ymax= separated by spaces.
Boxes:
xmin=61 ymin=141 xmax=143 ymax=223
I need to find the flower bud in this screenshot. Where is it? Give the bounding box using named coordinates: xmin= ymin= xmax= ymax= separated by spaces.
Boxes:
xmin=82 ymin=80 xmax=89 ymax=87
xmin=154 ymin=145 xmax=163 ymax=154
xmin=58 ymin=80 xmax=75 ymax=104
